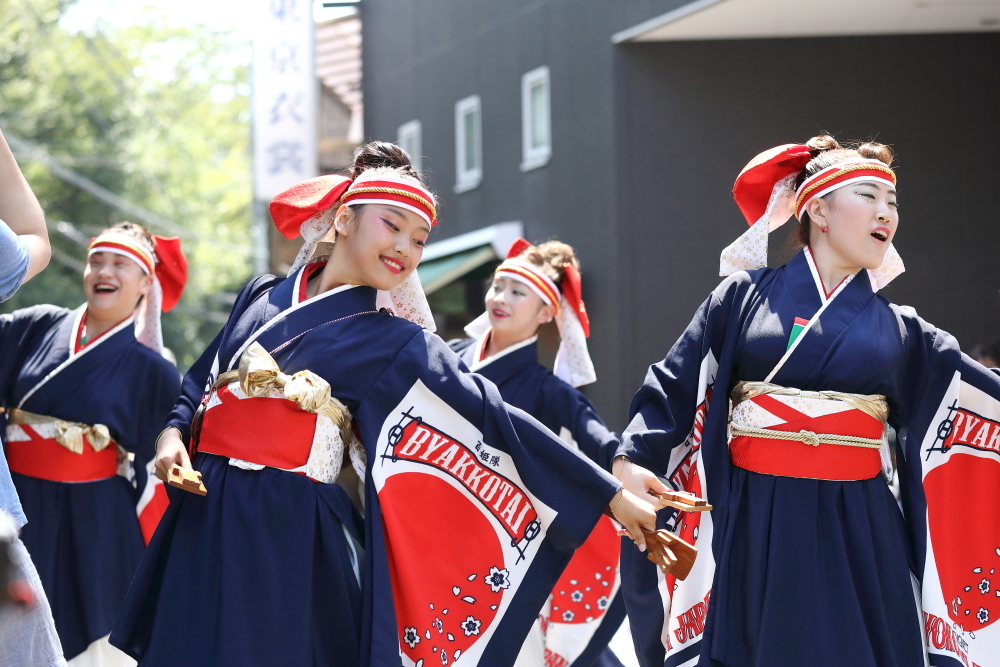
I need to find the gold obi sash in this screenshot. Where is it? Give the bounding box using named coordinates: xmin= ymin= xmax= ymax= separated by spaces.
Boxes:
xmin=195 ymin=343 xmax=366 ymax=488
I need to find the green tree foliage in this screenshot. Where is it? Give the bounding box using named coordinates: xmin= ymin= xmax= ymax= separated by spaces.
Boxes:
xmin=0 ymin=0 xmax=253 ymax=369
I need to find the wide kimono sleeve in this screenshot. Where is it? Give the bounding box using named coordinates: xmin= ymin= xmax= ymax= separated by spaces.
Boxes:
xmin=891 ymin=305 xmax=1000 ymax=667
xmin=0 ymin=305 xmax=66 ymax=402
xmin=165 ymin=275 xmax=279 ymax=442
xmin=358 ymin=328 xmax=621 ymax=667
xmin=539 ymin=375 xmax=620 ymax=471
xmin=618 ymin=274 xmax=745 ymax=475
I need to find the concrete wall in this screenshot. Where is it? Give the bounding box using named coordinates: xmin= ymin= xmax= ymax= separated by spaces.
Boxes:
xmin=615 ymin=33 xmax=1000 ymax=415
xmin=362 ymin=1 xmax=696 ymax=426
xmin=363 ymin=1 xmax=1000 ymax=428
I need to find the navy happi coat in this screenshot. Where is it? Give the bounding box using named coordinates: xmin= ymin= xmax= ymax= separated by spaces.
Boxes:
xmin=112 ymin=265 xmax=619 ymax=667
xmin=452 ymin=334 xmax=626 ymax=667
xmin=0 ymin=304 xmax=179 ymax=660
xmin=619 ymin=248 xmax=1000 ymax=667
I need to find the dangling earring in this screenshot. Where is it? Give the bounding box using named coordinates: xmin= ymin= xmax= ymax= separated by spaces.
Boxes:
xmin=821 ymin=226 xmax=828 ymax=233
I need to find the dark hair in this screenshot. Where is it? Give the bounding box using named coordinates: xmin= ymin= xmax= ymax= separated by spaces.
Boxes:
xmin=792 ymin=135 xmax=895 ymax=247
xmin=350 ymin=141 xmax=419 ymax=180
xmin=98 ymin=221 xmax=156 ymax=258
xmin=517 ymin=240 xmax=580 ymax=287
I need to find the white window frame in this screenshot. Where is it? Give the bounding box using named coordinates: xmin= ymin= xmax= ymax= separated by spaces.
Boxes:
xmin=454 ymin=95 xmax=482 ymax=193
xmin=520 ymin=66 xmax=551 ymax=172
xmin=397 ymin=120 xmax=422 ymax=173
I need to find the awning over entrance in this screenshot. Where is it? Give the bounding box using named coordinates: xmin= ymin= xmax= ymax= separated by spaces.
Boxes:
xmin=613 ymin=0 xmax=1000 ymax=43
xmin=417 ymin=221 xmax=523 ymax=294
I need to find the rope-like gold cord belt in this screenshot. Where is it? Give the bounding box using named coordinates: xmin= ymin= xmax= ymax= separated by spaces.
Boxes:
xmin=728 ymin=422 xmax=883 ymax=449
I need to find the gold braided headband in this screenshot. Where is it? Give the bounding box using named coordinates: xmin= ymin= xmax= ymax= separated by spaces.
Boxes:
xmin=795 ymin=163 xmax=896 ymax=214
xmin=344 ymin=186 xmax=437 ymax=221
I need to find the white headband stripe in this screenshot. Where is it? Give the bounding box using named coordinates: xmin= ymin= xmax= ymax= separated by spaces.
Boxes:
xmin=495 ymin=259 xmax=562 ymax=307
xmin=343 ymin=197 xmax=434 ymax=226
xmin=87 ymin=245 xmax=153 ymax=275
xmin=798 ymin=174 xmax=896 ymax=216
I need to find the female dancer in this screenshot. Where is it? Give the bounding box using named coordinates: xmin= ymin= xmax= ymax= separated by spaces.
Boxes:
xmin=1 ymin=221 xmax=185 ymax=665
xmin=111 ymin=143 xmax=658 ymax=667
xmin=615 ymin=136 xmax=1000 ymax=667
xmin=451 ymin=238 xmax=625 ymax=667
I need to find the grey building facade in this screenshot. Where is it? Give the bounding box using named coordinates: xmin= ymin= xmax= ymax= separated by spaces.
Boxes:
xmin=362 ymin=0 xmax=1000 ymax=428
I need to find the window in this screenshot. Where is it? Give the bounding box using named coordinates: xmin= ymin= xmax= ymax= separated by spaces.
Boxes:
xmin=454 ymin=95 xmax=482 ymax=193
xmin=520 ymin=66 xmax=551 ymax=171
xmin=397 ymin=120 xmax=422 ymax=173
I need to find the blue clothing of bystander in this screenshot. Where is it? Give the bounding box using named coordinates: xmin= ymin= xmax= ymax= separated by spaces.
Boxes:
xmin=0 ymin=218 xmax=29 ymax=303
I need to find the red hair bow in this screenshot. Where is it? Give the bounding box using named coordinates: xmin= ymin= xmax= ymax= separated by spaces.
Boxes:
xmin=152 ymin=236 xmax=187 ymax=312
xmin=731 ymin=144 xmax=812 ymax=225
xmin=269 ymin=174 xmax=353 ymax=240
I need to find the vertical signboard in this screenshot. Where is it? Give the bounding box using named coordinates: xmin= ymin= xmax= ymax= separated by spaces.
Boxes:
xmin=253 ymin=0 xmax=317 ymax=201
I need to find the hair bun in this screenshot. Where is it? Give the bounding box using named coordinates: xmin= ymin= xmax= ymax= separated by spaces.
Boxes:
xmin=805 ymin=134 xmax=841 ymax=156
xmin=856 ymin=142 xmax=894 ymax=166
xmin=518 ymin=240 xmax=580 ymax=286
xmin=350 ymin=141 xmax=417 ymax=180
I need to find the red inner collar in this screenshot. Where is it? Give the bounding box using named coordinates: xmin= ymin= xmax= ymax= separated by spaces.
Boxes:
xmin=297 ymin=262 xmax=327 ymax=304
xmin=75 ymin=311 xmax=130 ymax=353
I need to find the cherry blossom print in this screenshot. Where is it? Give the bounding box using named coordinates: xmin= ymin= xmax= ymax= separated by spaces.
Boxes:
xmin=403 ymin=627 xmax=420 ymax=649
xmin=925 ymin=453 xmax=1000 ymax=630
xmin=484 ymin=566 xmax=510 ymax=594
xmin=381 ymin=474 xmax=505 ymax=662
xmin=461 ymin=616 xmax=482 ymax=637
xmin=550 ymin=516 xmax=619 ymax=626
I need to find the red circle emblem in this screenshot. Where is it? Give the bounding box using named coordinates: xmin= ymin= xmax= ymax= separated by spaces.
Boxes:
xmin=381 ymin=473 xmax=508 ymax=664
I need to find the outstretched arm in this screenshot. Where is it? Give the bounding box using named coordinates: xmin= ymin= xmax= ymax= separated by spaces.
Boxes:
xmin=0 ymin=128 xmax=49 ymax=290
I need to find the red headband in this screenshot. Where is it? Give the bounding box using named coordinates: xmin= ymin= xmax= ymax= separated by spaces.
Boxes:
xmin=503 ymin=237 xmax=590 ymax=338
xmin=269 ymin=173 xmax=438 ymax=241
xmin=88 ymin=234 xmax=187 ymax=312
xmin=794 ymin=160 xmax=897 ymax=219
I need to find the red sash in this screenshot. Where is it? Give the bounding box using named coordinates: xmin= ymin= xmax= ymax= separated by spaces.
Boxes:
xmin=729 ymin=394 xmax=883 ymax=481
xmin=6 ymin=426 xmax=119 ymax=482
xmin=196 ymin=384 xmax=317 ymax=471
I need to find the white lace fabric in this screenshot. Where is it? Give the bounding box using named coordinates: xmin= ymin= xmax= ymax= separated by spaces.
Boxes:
xmin=288 ymin=211 xmax=436 ymax=331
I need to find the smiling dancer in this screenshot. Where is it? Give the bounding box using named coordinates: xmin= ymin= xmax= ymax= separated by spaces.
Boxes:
xmin=615 ymin=136 xmax=1000 ymax=666
xmin=111 ymin=142 xmax=658 ymax=667
xmin=451 ymin=238 xmax=626 ymax=667
xmin=1 ymin=221 xmax=185 ymax=666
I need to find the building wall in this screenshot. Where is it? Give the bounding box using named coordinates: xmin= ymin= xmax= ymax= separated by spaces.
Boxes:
xmin=362 ymin=1 xmax=695 ymax=426
xmin=363 ymin=3 xmax=1000 ymax=429
xmin=615 ymin=33 xmax=1000 ymax=411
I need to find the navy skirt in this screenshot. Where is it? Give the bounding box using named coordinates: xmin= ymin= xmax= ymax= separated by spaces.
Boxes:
xmin=110 ymin=454 xmax=364 ymax=666
xmin=708 ymin=468 xmax=923 ymax=667
xmin=13 ymin=472 xmax=145 ymax=661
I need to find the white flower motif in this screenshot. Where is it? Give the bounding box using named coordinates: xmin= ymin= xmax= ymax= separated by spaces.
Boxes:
xmin=978 ymin=607 xmax=990 ymax=625
xmin=562 ymin=610 xmax=575 ymax=622
xmin=570 ymin=590 xmax=584 ymax=603
xmin=433 ymin=617 xmax=444 ymax=634
xmin=461 ymin=615 xmax=482 ymax=637
xmin=980 ymin=579 xmax=991 ymax=595
xmin=484 ymin=566 xmax=511 ymax=593
xmin=402 ymin=626 xmax=421 ymax=649
xmin=439 ymin=648 xmax=448 ymax=665
xmin=597 ymin=596 xmax=609 ymax=610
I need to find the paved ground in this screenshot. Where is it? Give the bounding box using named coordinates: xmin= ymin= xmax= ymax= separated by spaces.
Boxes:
xmin=608 ymin=617 xmax=641 ymax=667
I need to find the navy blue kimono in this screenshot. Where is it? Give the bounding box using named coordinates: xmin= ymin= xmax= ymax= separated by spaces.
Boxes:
xmin=0 ymin=304 xmax=180 ymax=660
xmin=452 ymin=334 xmax=626 ymax=667
xmin=618 ymin=248 xmax=1000 ymax=667
xmin=111 ymin=266 xmax=620 ymax=667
